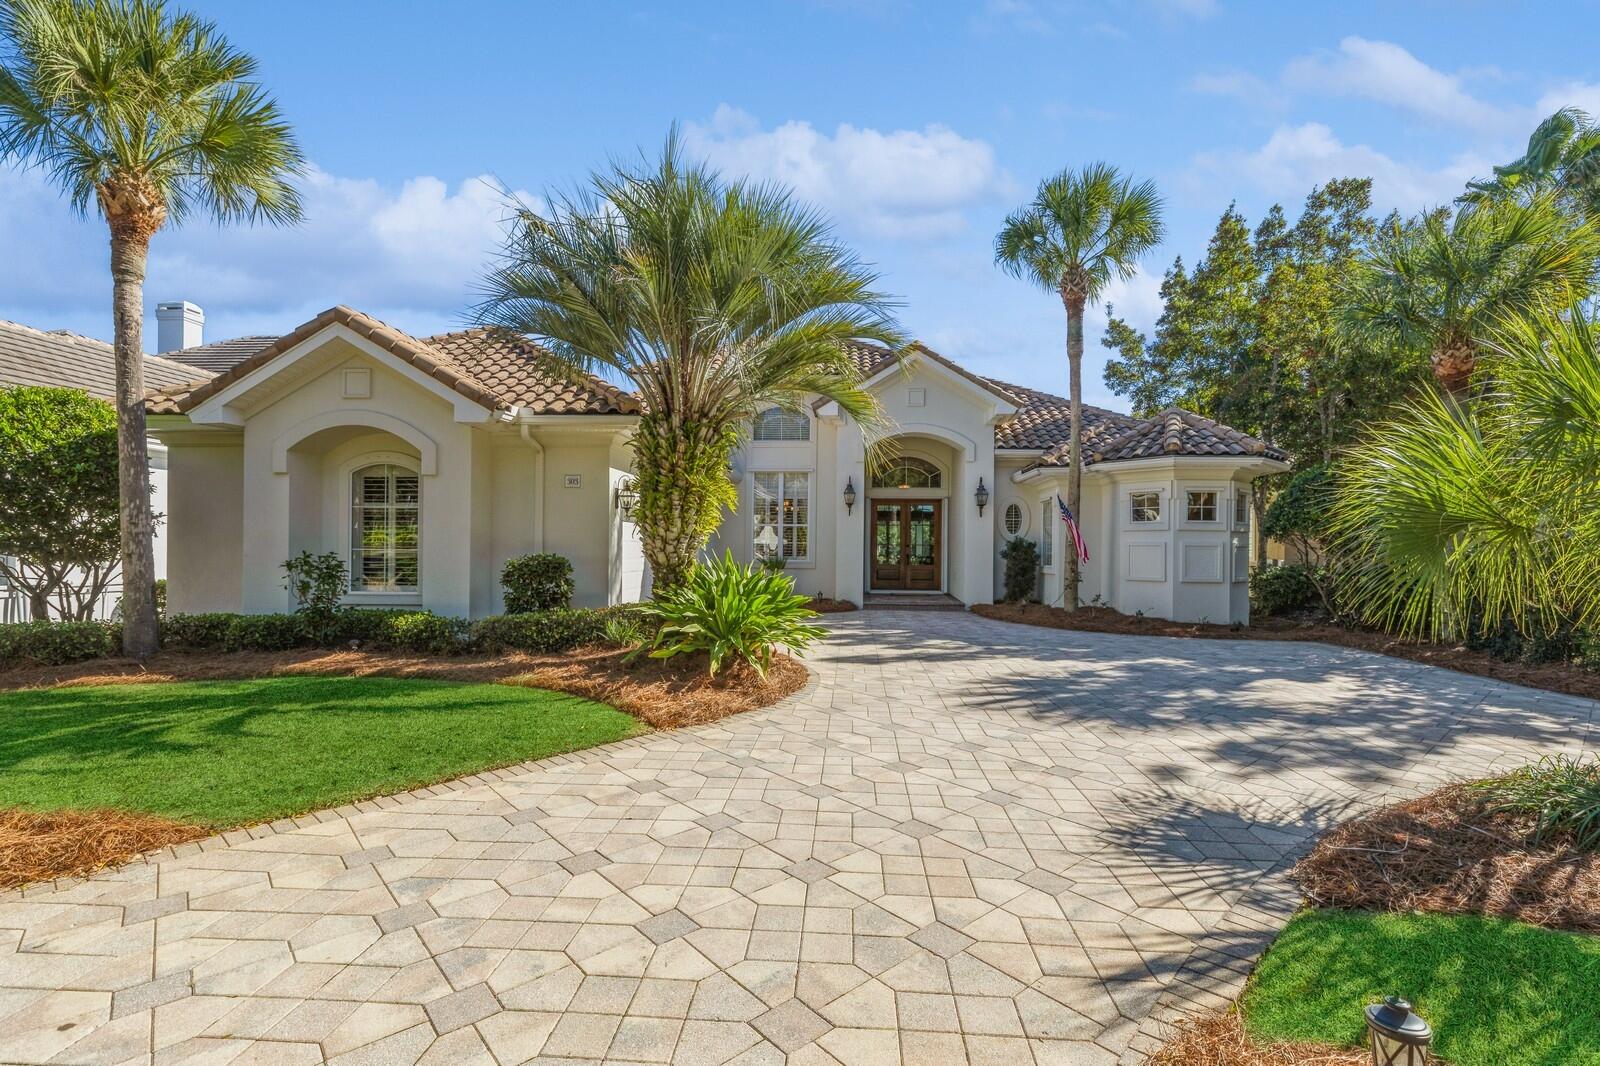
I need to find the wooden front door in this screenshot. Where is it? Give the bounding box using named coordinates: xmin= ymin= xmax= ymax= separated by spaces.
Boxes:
xmin=870 ymin=499 xmax=941 ymax=590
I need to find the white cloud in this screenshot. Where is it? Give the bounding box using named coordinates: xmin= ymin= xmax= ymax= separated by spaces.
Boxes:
xmin=1193 ymin=123 xmax=1489 ymax=212
xmin=0 ymin=164 xmax=529 ymax=342
xmin=1534 ymin=81 xmax=1600 ymax=121
xmin=1282 ymin=37 xmax=1509 ymax=131
xmin=1189 ymin=70 xmax=1284 ymax=111
xmin=682 ymin=106 xmax=1010 ymax=240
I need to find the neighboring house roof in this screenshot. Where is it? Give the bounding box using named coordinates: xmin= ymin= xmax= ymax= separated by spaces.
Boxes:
xmin=160 ymin=335 xmax=276 ymax=373
xmin=145 ymin=305 xmax=642 ymax=417
xmin=0 ymin=319 xmax=214 ymax=400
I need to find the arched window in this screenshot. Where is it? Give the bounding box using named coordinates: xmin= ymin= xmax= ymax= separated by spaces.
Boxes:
xmin=753 ymin=408 xmax=810 ymax=442
xmin=351 ymin=464 xmax=420 ymax=591
xmin=871 ymin=456 xmax=942 ymax=489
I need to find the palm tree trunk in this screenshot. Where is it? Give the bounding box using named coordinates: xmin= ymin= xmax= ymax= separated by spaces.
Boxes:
xmin=632 ymin=415 xmax=731 ymax=593
xmin=110 ymin=232 xmax=159 ymax=659
xmin=1064 ymin=294 xmax=1085 ymax=612
xmin=1432 ymin=330 xmax=1475 ymax=397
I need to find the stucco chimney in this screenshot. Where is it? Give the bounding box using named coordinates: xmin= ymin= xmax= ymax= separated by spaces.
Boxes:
xmin=155 ymin=301 xmax=204 ymax=352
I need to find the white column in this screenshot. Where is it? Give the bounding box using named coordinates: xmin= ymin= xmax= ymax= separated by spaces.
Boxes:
xmin=833 ymin=418 xmax=866 ymax=604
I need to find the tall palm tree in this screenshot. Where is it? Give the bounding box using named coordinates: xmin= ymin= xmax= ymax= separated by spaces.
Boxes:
xmin=0 ymin=0 xmax=303 ymax=658
xmin=995 ymin=162 xmax=1164 ymax=610
xmin=1464 ymin=107 xmax=1600 ymax=220
xmin=476 ymin=132 xmax=904 ymax=592
xmin=1342 ymin=196 xmax=1599 ymax=396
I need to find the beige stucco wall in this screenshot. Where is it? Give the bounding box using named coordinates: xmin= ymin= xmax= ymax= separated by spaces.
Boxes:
xmin=162 ymin=435 xmax=243 ymax=614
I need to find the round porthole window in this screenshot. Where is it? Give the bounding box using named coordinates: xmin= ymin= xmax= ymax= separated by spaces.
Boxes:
xmin=1003 ymin=501 xmax=1025 ymax=536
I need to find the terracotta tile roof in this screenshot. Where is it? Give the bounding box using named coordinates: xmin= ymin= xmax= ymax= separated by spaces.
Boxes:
xmin=145 ymin=306 xmax=640 ymax=418
xmin=1027 ymin=406 xmax=1288 ymax=469
xmin=160 ymin=335 xmax=276 ymax=374
xmin=990 ymin=380 xmax=1143 ymax=452
xmin=0 ymin=319 xmax=212 ymax=401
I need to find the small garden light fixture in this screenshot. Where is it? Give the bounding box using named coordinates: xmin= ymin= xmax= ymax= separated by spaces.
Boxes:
xmin=843 ymin=476 xmax=857 ymax=515
xmin=974 ymin=477 xmax=990 ymax=516
xmin=1366 ymin=996 xmax=1432 ymax=1065
xmin=614 ymin=479 xmax=640 ymax=521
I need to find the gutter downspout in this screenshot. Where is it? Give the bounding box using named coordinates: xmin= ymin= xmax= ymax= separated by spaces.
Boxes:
xmin=518 ymin=421 xmax=546 ymax=553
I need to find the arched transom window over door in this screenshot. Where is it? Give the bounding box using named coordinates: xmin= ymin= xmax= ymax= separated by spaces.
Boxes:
xmin=351 ymin=463 xmax=420 ymax=592
xmin=871 ymin=456 xmax=942 ymax=490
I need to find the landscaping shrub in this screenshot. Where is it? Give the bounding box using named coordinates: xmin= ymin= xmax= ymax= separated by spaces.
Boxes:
xmin=639 ymin=551 xmax=824 ymax=677
xmin=1000 ymin=536 xmax=1040 ymax=602
xmin=161 ymin=612 xmax=238 ymax=649
xmin=222 ymin=613 xmax=308 ymax=652
xmin=470 ymin=608 xmax=617 ymax=654
xmin=502 ymin=553 xmax=575 ymax=613
xmin=603 ymin=611 xmax=649 ymax=649
xmin=0 ymin=620 xmax=117 ymax=665
xmin=382 ymin=611 xmax=471 ymax=655
xmin=1250 ymin=563 xmax=1321 ymax=616
xmin=1476 ymin=754 xmax=1600 ymax=852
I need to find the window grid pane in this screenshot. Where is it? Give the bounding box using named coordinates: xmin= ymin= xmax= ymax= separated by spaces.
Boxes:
xmin=752 ymin=471 xmax=811 ymax=561
xmin=351 ymin=464 xmax=421 ymax=592
xmin=1186 ymin=491 xmax=1218 ymax=522
xmin=753 ymin=409 xmax=810 ymax=442
xmin=1040 ymin=502 xmax=1054 ymax=567
xmin=1131 ymin=492 xmax=1161 ymax=523
xmin=1003 ymin=503 xmax=1023 ymax=536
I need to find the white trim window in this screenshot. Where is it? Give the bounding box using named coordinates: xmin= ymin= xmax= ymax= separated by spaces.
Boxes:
xmin=1003 ymin=501 xmax=1026 ymax=536
xmin=1186 ymin=490 xmax=1219 ymax=523
xmin=1234 ymin=490 xmax=1250 ymax=529
xmin=753 ymin=472 xmax=810 ymax=562
xmin=1130 ymin=491 xmax=1161 ymax=523
xmin=1039 ymin=500 xmax=1054 ymax=568
xmin=351 ymin=463 xmax=420 ymax=592
xmin=752 ymin=408 xmax=810 ymax=442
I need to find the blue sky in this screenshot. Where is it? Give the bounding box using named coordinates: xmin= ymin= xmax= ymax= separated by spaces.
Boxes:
xmin=3 ymin=0 xmax=1596 ymax=408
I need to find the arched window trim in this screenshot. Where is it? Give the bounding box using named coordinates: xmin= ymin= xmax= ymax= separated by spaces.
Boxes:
xmin=871 ymin=456 xmax=943 ymax=490
xmin=752 ymin=407 xmax=811 ymax=442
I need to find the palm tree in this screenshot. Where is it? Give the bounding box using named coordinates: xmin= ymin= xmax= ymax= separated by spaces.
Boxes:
xmin=994 ymin=162 xmax=1164 ymax=610
xmin=1341 ymin=196 xmax=1599 ymax=395
xmin=1464 ymin=107 xmax=1600 ymax=220
xmin=1330 ymin=302 xmax=1600 ymax=642
xmin=476 ymin=132 xmax=903 ymax=592
xmin=0 ymin=0 xmax=303 ymax=658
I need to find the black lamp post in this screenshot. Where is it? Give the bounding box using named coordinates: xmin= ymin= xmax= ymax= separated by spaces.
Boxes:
xmin=1366 ymin=996 xmax=1432 ymax=1065
xmin=843 ymin=476 xmax=857 ymax=515
xmin=974 ymin=477 xmax=990 ymax=517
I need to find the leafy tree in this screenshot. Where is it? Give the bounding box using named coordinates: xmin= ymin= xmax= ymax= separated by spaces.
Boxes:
xmin=0 ymin=387 xmax=123 ymax=620
xmin=1464 ymin=107 xmax=1600 ymax=220
xmin=0 ymin=0 xmax=303 ymax=657
xmin=1340 ymin=195 xmax=1599 ymax=395
xmin=1261 ymin=463 xmax=1335 ymax=563
xmin=995 ymin=162 xmax=1164 ymax=610
xmin=1329 ymin=303 xmax=1600 ymax=641
xmin=476 ymin=132 xmax=903 ymax=591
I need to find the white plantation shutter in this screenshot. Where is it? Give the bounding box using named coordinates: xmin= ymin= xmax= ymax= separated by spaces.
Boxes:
xmin=351 ymin=464 xmax=420 ymax=591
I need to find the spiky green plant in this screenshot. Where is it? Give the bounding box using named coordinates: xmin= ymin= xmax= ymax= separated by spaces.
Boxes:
xmin=0 ymin=0 xmax=303 ymax=657
xmin=477 ymin=131 xmax=903 ymax=591
xmin=1329 ymin=303 xmax=1600 ymax=641
xmin=1475 ymin=754 xmax=1600 ymax=852
xmin=638 ymin=551 xmax=825 ymax=677
xmin=995 ymin=163 xmax=1164 ymax=609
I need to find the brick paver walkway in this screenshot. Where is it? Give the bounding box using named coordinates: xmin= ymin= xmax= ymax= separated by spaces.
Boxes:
xmin=2 ymin=611 xmax=1594 ymax=1065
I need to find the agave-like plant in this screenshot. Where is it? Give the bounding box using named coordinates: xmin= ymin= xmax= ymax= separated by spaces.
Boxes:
xmin=1329 ymin=302 xmax=1600 ymax=641
xmin=638 ymin=551 xmax=825 ymax=677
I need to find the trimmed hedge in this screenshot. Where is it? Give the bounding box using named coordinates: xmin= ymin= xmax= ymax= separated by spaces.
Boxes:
xmin=0 ymin=620 xmax=119 ymax=666
xmin=157 ymin=606 xmax=624 ymax=656
xmin=1250 ymin=563 xmax=1323 ymax=617
xmin=470 ymin=607 xmax=623 ymax=654
xmin=502 ymin=553 xmax=575 ymax=613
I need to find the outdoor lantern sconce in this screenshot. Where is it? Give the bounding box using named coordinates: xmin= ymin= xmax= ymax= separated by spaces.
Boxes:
xmin=1366 ymin=996 xmax=1432 ymax=1065
xmin=974 ymin=477 xmax=990 ymax=516
xmin=843 ymin=476 xmax=857 ymax=515
xmin=614 ymin=479 xmax=640 ymax=521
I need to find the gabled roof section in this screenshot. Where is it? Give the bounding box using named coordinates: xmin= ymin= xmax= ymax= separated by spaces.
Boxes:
xmin=161 ymin=335 xmax=276 ymax=374
xmin=839 ymin=341 xmax=1024 ymax=408
xmin=0 ymin=319 xmax=213 ymax=400
xmin=1025 ymin=406 xmax=1288 ymax=469
xmin=145 ymin=306 xmax=641 ymax=417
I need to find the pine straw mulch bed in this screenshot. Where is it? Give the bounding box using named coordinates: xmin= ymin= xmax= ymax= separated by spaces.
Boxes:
xmin=0 ymin=647 xmax=807 ymax=889
xmin=972 ymin=602 xmax=1600 ymax=702
xmin=1148 ymin=1012 xmax=1371 ymax=1066
xmin=1292 ymin=783 xmax=1600 ymax=933
xmin=0 ymin=808 xmax=211 ymax=891
xmin=807 ymin=597 xmax=858 ymax=614
xmin=0 ymin=644 xmax=808 ymax=730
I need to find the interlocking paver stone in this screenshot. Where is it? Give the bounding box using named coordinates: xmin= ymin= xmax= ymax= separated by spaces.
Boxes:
xmin=2 ymin=611 xmax=1592 ymax=1065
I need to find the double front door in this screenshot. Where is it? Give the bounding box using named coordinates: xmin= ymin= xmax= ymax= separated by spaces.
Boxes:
xmin=870 ymin=499 xmax=941 ymax=590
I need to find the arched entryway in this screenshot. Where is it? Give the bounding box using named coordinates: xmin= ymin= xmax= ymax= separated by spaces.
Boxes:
xmin=866 ymin=439 xmax=953 ymax=593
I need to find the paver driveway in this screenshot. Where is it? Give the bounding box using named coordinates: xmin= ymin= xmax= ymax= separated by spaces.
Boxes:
xmin=2 ymin=611 xmax=1594 ymax=1066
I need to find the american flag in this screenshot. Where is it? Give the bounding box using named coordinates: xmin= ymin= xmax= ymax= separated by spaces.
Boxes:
xmin=1057 ymin=495 xmax=1089 ymax=563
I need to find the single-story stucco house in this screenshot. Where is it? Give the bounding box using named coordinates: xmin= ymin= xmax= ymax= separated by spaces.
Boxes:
xmin=144 ymin=304 xmax=1288 ymax=623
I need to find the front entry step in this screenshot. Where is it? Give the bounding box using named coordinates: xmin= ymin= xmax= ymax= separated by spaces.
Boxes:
xmin=862 ymin=593 xmax=966 ymax=611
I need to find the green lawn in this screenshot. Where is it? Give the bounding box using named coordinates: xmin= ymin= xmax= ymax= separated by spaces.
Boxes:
xmin=1243 ymin=908 xmax=1600 ymax=1066
xmin=0 ymin=677 xmax=644 ymax=825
